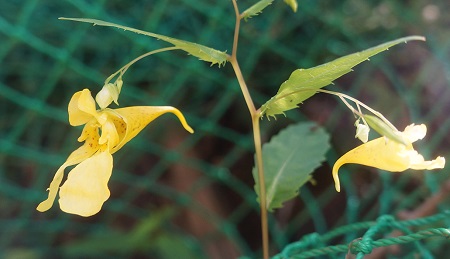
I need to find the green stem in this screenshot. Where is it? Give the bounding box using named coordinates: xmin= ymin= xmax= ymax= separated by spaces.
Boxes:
xmin=231 ymin=0 xmax=240 ymax=58
xmin=230 ymin=0 xmax=269 ymax=258
xmin=316 ymin=89 xmax=399 ymax=131
xmin=230 ymin=41 xmax=270 ymax=259
xmin=252 ymin=114 xmax=269 ymax=259
xmin=105 ymin=46 xmax=180 ymax=84
xmin=229 ymin=58 xmax=256 ymax=113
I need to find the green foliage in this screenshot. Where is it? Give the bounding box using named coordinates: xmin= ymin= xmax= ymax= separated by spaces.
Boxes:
xmin=253 ymin=122 xmax=330 ymax=212
xmin=241 ymin=0 xmax=274 ymax=21
xmin=260 ymin=36 xmax=425 ymax=119
xmin=62 ymin=208 xmax=200 ymax=258
xmin=60 ymin=18 xmax=229 ymax=67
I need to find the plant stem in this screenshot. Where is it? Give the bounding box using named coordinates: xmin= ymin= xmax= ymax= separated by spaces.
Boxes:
xmin=252 ymin=113 xmax=270 ymax=259
xmin=231 ymin=0 xmax=240 ymax=58
xmin=317 ymin=89 xmax=399 ymax=131
xmin=230 ymin=57 xmax=270 ymax=259
xmin=229 ymin=58 xmax=256 ymax=114
xmin=105 ymin=46 xmax=179 ymax=84
xmin=230 ymin=0 xmax=269 ymax=258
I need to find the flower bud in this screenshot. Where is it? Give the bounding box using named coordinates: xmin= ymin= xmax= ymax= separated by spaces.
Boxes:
xmin=96 ymin=83 xmax=119 ymax=109
xmin=364 ymin=114 xmax=408 ymax=145
xmin=354 ymin=121 xmax=369 ymax=143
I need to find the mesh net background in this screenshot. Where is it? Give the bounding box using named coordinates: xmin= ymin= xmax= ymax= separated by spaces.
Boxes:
xmin=1 ymin=0 xmax=449 ymax=258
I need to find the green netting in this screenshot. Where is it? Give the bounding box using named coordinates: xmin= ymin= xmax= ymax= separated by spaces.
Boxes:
xmin=1 ymin=0 xmax=449 ymax=258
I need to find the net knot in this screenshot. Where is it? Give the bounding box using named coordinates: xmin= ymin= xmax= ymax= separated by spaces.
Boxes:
xmin=376 ymin=214 xmax=396 ymax=228
xmin=349 ymin=238 xmax=373 ymax=255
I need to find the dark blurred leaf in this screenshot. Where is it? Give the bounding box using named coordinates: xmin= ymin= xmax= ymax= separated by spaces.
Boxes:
xmin=62 ymin=208 xmax=198 ymax=257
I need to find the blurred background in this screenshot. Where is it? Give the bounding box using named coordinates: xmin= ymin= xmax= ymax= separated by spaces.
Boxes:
xmin=1 ymin=0 xmax=449 ymax=258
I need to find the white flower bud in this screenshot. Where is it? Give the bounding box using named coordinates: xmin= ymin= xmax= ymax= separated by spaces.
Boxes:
xmin=355 ymin=121 xmax=369 ymax=143
xmin=96 ymin=83 xmax=120 ymax=109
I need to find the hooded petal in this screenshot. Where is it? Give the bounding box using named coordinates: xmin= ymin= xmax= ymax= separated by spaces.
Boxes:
xmin=109 ymin=106 xmax=194 ymax=153
xmin=68 ymin=89 xmax=98 ymax=126
xmin=36 ymin=124 xmax=101 ymax=212
xmin=58 ymin=150 xmax=113 ymax=217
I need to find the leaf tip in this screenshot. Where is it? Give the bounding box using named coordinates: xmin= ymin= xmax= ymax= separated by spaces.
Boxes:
xmin=416 ymin=36 xmax=426 ymax=42
xmin=404 ymin=35 xmax=426 ymax=43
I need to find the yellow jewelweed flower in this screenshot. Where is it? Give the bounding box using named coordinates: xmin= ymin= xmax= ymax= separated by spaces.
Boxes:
xmin=37 ymin=89 xmax=193 ymax=216
xmin=333 ymin=124 xmax=445 ymax=192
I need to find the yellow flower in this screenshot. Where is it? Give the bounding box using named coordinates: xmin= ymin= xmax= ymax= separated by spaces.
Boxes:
xmin=37 ymin=89 xmax=193 ymax=216
xmin=333 ymin=124 xmax=445 ymax=192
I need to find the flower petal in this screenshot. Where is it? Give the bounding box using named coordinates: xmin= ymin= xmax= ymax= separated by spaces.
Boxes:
xmin=407 ymin=150 xmax=445 ymax=170
xmin=332 ymin=137 xmax=412 ymax=192
xmin=58 ymin=151 xmax=113 ymax=217
xmin=68 ymin=89 xmax=97 ymax=126
xmin=403 ymin=124 xmax=426 ymax=143
xmin=109 ymin=106 xmax=194 ymax=153
xmin=36 ymin=125 xmax=100 ymax=212
xmin=98 ymin=116 xmax=120 ymax=148
xmin=102 ymin=112 xmax=127 ymax=148
xmin=36 ymin=165 xmax=67 ymax=212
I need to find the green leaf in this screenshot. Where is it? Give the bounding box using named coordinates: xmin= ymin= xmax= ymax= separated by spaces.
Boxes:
xmin=59 ymin=17 xmax=229 ymax=67
xmin=241 ymin=0 xmax=274 ymax=21
xmin=260 ymin=36 xmax=426 ymax=118
xmin=284 ymin=0 xmax=298 ymax=12
xmin=253 ymin=122 xmax=330 ymax=211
